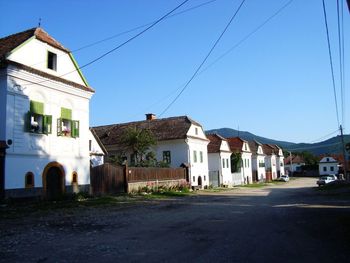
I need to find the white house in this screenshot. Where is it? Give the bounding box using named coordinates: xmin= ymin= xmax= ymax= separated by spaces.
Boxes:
xmin=92 ymin=114 xmax=210 ymax=189
xmin=284 ymin=155 xmax=305 ymax=175
xmin=319 ymin=156 xmax=339 ymax=176
xmin=207 ymin=134 xmax=232 ymax=187
xmin=262 ymin=144 xmax=278 ymax=180
xmin=248 ymin=140 xmax=266 ymax=182
xmin=89 ymin=128 xmax=106 ymax=168
xmin=0 ymin=28 xmax=94 ymax=198
xmin=227 ymin=137 xmax=253 ymax=184
xmin=270 ymin=144 xmax=285 ymax=177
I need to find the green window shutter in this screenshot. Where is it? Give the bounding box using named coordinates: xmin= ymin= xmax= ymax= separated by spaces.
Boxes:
xmin=43 ymin=115 xmax=52 ymax=134
xmin=61 ymin=107 xmax=72 ymax=120
xmin=72 ymin=120 xmax=79 ymax=138
xmin=30 ymin=101 xmax=44 ymax=115
xmin=57 ymin=118 xmax=62 ymax=136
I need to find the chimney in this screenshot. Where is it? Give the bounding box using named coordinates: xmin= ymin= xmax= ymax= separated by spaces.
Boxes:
xmin=145 ymin=113 xmax=156 ymax=121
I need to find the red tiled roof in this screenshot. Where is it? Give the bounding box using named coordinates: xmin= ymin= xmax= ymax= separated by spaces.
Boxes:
xmin=92 ymin=116 xmax=206 ymax=150
xmin=226 ymin=137 xmax=249 ymax=153
xmin=262 ymin=144 xmax=276 ymax=155
xmin=207 ymin=133 xmax=229 ymax=153
xmin=248 ymin=140 xmax=263 ymax=155
xmin=0 ymin=27 xmax=69 ymax=59
xmin=284 ymin=155 xmax=305 ymax=165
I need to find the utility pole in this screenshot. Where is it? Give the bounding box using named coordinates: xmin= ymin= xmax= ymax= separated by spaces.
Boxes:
xmin=340 ymin=125 xmax=348 ymax=180
xmin=289 ymin=151 xmax=293 ymax=177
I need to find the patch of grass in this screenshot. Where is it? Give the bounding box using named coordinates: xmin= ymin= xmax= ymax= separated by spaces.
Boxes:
xmin=141 ymin=190 xmax=192 ymax=199
xmin=201 ymin=187 xmax=234 ymax=193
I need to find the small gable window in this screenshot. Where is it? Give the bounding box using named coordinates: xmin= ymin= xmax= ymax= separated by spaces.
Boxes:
xmin=25 ymin=172 xmax=34 ymax=188
xmin=47 ymin=51 xmax=57 ymax=71
xmin=26 ymin=100 xmax=52 ymax=135
xmin=57 ymin=107 xmax=79 ymax=138
xmin=195 ymin=127 xmax=198 ymax=135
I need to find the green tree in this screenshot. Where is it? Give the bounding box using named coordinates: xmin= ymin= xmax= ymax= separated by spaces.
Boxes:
xmin=121 ymin=127 xmax=156 ymax=167
xmin=230 ymin=152 xmax=242 ymax=173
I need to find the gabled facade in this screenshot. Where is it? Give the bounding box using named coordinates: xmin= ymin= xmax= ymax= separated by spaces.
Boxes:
xmin=262 ymin=144 xmax=277 ymax=180
xmin=92 ymin=114 xmax=210 ymax=188
xmin=207 ymin=134 xmax=232 ymax=187
xmin=227 ymin=137 xmax=253 ymax=184
xmin=269 ymin=144 xmax=285 ymax=177
xmin=89 ymin=128 xmax=107 ymax=168
xmin=319 ymin=156 xmax=339 ymax=176
xmin=284 ymin=155 xmax=305 ymax=174
xmin=0 ymin=28 xmax=94 ymax=198
xmin=248 ymin=140 xmax=266 ymax=182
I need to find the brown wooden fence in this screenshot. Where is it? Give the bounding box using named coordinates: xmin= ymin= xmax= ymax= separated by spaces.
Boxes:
xmin=90 ymin=164 xmax=187 ymax=195
xmin=90 ymin=163 xmax=126 ymax=195
xmin=128 ymin=167 xmax=186 ymax=182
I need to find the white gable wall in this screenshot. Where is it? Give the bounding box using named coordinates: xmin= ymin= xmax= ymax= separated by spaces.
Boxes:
xmin=7 ymin=38 xmax=86 ymax=86
xmin=89 ymin=130 xmax=105 ymax=167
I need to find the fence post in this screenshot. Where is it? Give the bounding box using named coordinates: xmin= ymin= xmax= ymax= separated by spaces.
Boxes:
xmin=123 ymin=164 xmax=129 ymax=193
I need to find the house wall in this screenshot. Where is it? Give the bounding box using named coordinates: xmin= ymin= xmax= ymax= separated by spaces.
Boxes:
xmin=241 ymin=152 xmax=252 ymax=184
xmin=265 ymin=155 xmax=277 ymax=179
xmin=276 ymin=155 xmax=285 ymax=177
xmin=0 ymin=74 xmax=7 ymax=140
xmin=154 ymin=139 xmax=189 ymax=168
xmin=7 ymin=38 xmax=86 ymax=86
xmin=88 ymin=130 xmax=104 ymax=167
xmin=4 ymin=58 xmax=93 ymax=195
xmin=319 ymin=163 xmax=339 ymax=175
xmin=187 ymin=136 xmax=209 ymax=188
xmin=252 ymin=154 xmax=266 ymax=181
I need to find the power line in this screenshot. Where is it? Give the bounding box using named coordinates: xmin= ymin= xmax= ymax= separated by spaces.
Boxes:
xmin=159 ymin=0 xmax=246 ymax=117
xmin=21 ymin=0 xmax=191 ymax=87
xmin=308 ymin=129 xmax=340 ymax=144
xmin=337 ymin=0 xmax=345 ymax=126
xmin=125 ymin=0 xmax=294 ymax=121
xmin=72 ymin=0 xmax=220 ymax=53
xmin=26 ymin=0 xmax=220 ymax=68
xmin=322 ymin=0 xmax=340 ymax=127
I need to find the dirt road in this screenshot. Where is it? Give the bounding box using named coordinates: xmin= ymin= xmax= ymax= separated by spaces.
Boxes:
xmin=1 ymin=178 xmax=350 ymax=262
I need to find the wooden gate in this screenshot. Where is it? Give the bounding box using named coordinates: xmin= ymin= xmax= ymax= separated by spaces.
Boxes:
xmin=266 ymin=171 xmax=272 ymax=182
xmin=90 ymin=163 xmax=126 ymax=195
xmin=209 ymin=171 xmax=220 ymax=187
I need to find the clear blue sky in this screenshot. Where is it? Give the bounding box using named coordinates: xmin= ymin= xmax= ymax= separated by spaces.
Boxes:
xmin=1 ymin=0 xmax=349 ymax=143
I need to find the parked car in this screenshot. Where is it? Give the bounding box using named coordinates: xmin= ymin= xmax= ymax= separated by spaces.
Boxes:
xmin=279 ymin=175 xmax=289 ymax=182
xmin=317 ymin=175 xmax=337 ymax=186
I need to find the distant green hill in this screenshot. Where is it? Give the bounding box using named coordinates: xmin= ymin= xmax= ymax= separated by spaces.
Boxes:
xmin=206 ymin=128 xmax=350 ymax=156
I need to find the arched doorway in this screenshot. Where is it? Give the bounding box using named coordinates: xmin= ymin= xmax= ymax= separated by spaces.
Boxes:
xmin=43 ymin=162 xmax=65 ymax=200
xmin=198 ymin=176 xmax=202 ymax=189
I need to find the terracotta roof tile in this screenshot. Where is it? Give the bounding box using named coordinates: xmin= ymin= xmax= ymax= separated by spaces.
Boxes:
xmin=92 ymin=116 xmax=205 ymax=149
xmin=226 ymin=137 xmax=249 ymax=153
xmin=0 ymin=27 xmax=69 ymax=59
xmin=248 ymin=140 xmax=263 ymax=155
xmin=207 ymin=133 xmax=228 ymax=153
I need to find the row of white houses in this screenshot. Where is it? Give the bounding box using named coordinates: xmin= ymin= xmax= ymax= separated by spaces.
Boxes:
xmin=206 ymin=134 xmax=285 ymax=188
xmin=0 ymin=27 xmax=285 ymax=198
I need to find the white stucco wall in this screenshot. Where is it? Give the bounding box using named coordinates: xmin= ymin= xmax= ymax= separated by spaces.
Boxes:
xmin=4 ymin=45 xmax=93 ymax=191
xmin=0 ymin=73 xmax=7 ymax=140
xmin=154 ymin=139 xmax=189 ymax=168
xmin=88 ymin=130 xmax=105 ymax=167
xmin=7 ymin=38 xmax=86 ymax=86
xmin=319 ymin=157 xmax=339 ymax=175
